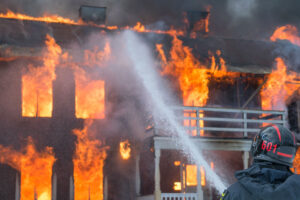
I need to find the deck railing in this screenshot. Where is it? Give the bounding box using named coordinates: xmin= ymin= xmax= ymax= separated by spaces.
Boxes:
xmin=161 ymin=193 xmax=198 ymax=200
xmin=154 ymin=106 xmax=286 ymax=138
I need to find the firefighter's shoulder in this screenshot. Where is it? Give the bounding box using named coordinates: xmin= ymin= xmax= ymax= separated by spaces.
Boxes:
xmin=220 ymin=189 xmax=229 ymax=200
xmin=220 ymin=182 xmax=242 ymax=200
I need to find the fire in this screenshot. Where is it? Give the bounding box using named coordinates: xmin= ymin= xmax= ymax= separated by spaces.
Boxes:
xmin=74 ymin=42 xmax=110 ymax=119
xmin=0 ymin=10 xmax=81 ymax=25
xmin=185 ymin=165 xmax=206 ymax=187
xmin=73 ymin=120 xmax=107 ymax=200
xmin=22 ymin=35 xmax=61 ymax=117
xmin=186 ymin=164 xmax=197 ymax=186
xmin=261 ymin=25 xmax=300 ymax=111
xmin=157 ymin=35 xmax=209 ymax=107
xmin=157 ymin=35 xmax=233 ymax=136
xmin=200 ymin=166 xmax=206 ymax=186
xmin=174 ymin=161 xmax=181 ymax=166
xmin=0 ymin=138 xmax=55 ymax=200
xmin=173 ymin=182 xmax=182 ymax=191
xmin=260 ymin=57 xmax=299 ymax=110
xmin=210 ymin=50 xmax=227 ymax=76
xmin=0 ymin=10 xmax=187 ymax=37
xmin=133 ymin=22 xmax=146 ymax=32
xmin=75 ymin=69 xmax=106 ymax=119
xmin=120 ymin=140 xmax=131 ymax=160
xmin=293 ymin=148 xmax=300 ymax=174
xmin=189 ymin=7 xmax=211 ymax=38
xmin=263 ymin=25 xmax=300 ymax=168
xmin=270 ymin=25 xmax=300 ymax=46
xmin=210 ymin=161 xmax=214 ymax=170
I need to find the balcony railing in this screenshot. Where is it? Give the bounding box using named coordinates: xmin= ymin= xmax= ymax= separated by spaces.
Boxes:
xmin=154 ymin=106 xmax=286 ymax=138
xmin=161 ymin=193 xmax=198 ymax=200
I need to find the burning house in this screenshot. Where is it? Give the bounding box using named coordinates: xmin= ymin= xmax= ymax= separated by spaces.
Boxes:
xmin=0 ymin=1 xmax=299 ymax=200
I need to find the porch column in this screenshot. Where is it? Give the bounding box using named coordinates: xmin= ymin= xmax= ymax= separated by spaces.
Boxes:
xmin=69 ymin=176 xmax=74 ymax=200
xmin=242 ymin=151 xmax=249 ymax=169
xmin=154 ymin=149 xmax=161 ymax=200
xmin=15 ymin=173 xmax=20 ymax=200
xmin=52 ymin=173 xmax=57 ymax=200
xmin=135 ymin=154 xmax=141 ymax=196
xmin=196 ymin=166 xmax=204 ymax=200
xmin=104 ymin=176 xmax=108 ymax=200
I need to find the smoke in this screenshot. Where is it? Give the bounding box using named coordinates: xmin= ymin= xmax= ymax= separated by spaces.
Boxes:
xmin=273 ymin=41 xmax=300 ymax=72
xmin=1 ymin=0 xmax=300 ymax=40
xmin=227 ymin=0 xmax=257 ymax=19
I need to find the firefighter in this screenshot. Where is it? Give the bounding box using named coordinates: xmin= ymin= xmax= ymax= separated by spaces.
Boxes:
xmin=221 ymin=124 xmax=300 ymax=200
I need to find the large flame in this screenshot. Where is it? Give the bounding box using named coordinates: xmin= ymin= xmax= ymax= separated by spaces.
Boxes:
xmin=0 ymin=10 xmax=186 ymax=36
xmin=73 ymin=120 xmax=107 ymax=200
xmin=260 ymin=57 xmax=299 ymax=110
xmin=157 ymin=35 xmax=233 ymax=136
xmin=0 ymin=138 xmax=55 ymax=200
xmin=261 ymin=25 xmax=300 ymax=111
xmin=74 ymin=42 xmax=110 ymax=119
xmin=0 ymin=10 xmax=81 ymax=25
xmin=75 ymin=69 xmax=106 ymax=119
xmin=22 ymin=35 xmax=61 ymax=117
xmin=120 ymin=140 xmax=131 ymax=160
xmin=270 ymin=25 xmax=300 ymax=46
xmin=264 ymin=25 xmax=300 ymax=171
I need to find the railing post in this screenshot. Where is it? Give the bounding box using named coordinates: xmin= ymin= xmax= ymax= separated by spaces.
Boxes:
xmin=154 ymin=149 xmax=161 ymax=200
xmin=242 ymin=151 xmax=250 ymax=169
xmin=196 ymin=109 xmax=200 ymax=137
xmin=135 ymin=154 xmax=141 ymax=196
xmin=283 ymin=111 xmax=287 ymax=126
xmin=69 ymin=176 xmax=74 ymax=200
xmin=104 ymin=176 xmax=108 ymax=200
xmin=196 ymin=165 xmax=204 ymax=200
xmin=243 ymin=112 xmax=247 ymax=137
xmin=15 ymin=173 xmax=20 ymax=200
xmin=52 ymin=173 xmax=57 ymax=200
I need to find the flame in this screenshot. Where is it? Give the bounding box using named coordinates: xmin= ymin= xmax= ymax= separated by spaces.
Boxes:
xmin=83 ymin=42 xmax=111 ymax=67
xmin=120 ymin=140 xmax=131 ymax=160
xmin=270 ymin=25 xmax=300 ymax=46
xmin=173 ymin=182 xmax=182 ymax=191
xmin=133 ymin=22 xmax=146 ymax=32
xmin=263 ymin=25 xmax=300 ymax=166
xmin=22 ymin=35 xmax=61 ymax=117
xmin=158 ymin=35 xmax=209 ymax=106
xmin=293 ymin=148 xmax=300 ymax=174
xmin=0 ymin=11 xmax=187 ymax=37
xmin=174 ymin=161 xmax=181 ymax=166
xmin=189 ymin=7 xmax=211 ymax=38
xmin=186 ymin=164 xmax=197 ymax=186
xmin=74 ymin=42 xmax=110 ymax=119
xmin=200 ymin=166 xmax=206 ymax=186
xmin=157 ymin=35 xmax=234 ymax=136
xmin=0 ymin=10 xmax=82 ymax=25
xmin=185 ymin=165 xmax=206 ymax=187
xmin=75 ymin=69 xmax=105 ymax=119
xmin=260 ymin=57 xmax=299 ymax=110
xmin=0 ymin=138 xmax=55 ymax=200
xmin=73 ymin=120 xmax=107 ymax=200
xmin=210 ymin=162 xmax=214 ymax=170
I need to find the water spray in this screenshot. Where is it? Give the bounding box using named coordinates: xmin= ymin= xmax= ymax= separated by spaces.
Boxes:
xmin=123 ymin=30 xmax=227 ymax=194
